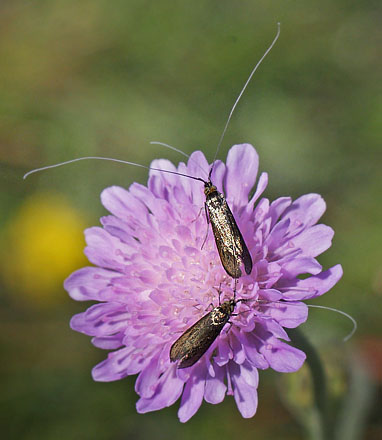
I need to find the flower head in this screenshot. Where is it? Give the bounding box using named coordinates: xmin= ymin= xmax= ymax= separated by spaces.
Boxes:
xmin=64 ymin=144 xmax=342 ymax=422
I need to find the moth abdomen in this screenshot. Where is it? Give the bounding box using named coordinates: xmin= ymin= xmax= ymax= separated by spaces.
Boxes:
xmin=170 ymin=298 xmax=239 ymax=369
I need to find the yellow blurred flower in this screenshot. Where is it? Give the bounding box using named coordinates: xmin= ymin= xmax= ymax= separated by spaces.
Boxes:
xmin=1 ymin=192 xmax=88 ymax=305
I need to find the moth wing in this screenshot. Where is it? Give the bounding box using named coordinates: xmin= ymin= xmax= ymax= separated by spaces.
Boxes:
xmin=209 ymin=198 xmax=253 ymax=278
xmin=210 ymin=221 xmax=242 ymax=278
xmin=170 ymin=312 xmax=225 ymax=369
xmin=224 ymin=204 xmax=253 ymax=275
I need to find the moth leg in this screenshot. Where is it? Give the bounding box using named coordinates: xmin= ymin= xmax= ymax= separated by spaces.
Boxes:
xmin=215 ymin=283 xmax=223 ymax=305
xmin=225 ymin=320 xmax=234 ymax=333
xmin=233 ymin=308 xmax=251 ymax=318
xmin=233 ymin=278 xmax=237 ymax=300
xmin=200 ymin=203 xmax=210 ymax=250
xmin=205 ymin=302 xmax=214 ymax=312
xmin=204 ymin=202 xmax=210 ymax=224
xmin=191 ymin=206 xmax=203 ymax=223
xmin=192 ymin=303 xmax=203 ymax=312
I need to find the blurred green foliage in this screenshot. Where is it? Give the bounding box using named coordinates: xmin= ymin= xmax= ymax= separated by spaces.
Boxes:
xmin=0 ymin=1 xmax=381 ymax=439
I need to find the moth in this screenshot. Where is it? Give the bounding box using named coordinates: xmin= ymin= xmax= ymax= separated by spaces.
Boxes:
xmin=203 ymin=178 xmax=252 ymax=278
xmin=170 ymin=295 xmax=245 ymax=369
xmin=24 ymin=25 xmax=282 ymax=279
xmin=136 ymin=141 xmax=253 ymax=278
xmin=146 ymin=143 xmax=253 ymax=278
xmin=24 ymin=153 xmax=253 ymax=278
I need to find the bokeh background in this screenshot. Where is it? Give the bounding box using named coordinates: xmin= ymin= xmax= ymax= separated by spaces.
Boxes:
xmin=0 ymin=1 xmax=381 ymax=439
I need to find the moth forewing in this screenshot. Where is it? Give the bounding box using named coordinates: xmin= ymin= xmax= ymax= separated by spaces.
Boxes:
xmin=204 ymin=182 xmax=253 ymax=278
xmin=170 ymin=299 xmax=237 ymax=369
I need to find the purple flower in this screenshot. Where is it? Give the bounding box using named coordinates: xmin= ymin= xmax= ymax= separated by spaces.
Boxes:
xmin=64 ymin=144 xmax=342 ymax=422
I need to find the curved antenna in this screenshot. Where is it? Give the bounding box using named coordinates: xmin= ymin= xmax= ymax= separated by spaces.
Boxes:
xmin=150 ymin=141 xmax=209 ymax=180
xmin=23 ymin=156 xmax=205 ymax=183
xmin=209 ymin=22 xmax=281 ymax=179
xmin=256 ymin=298 xmax=357 ymax=343
xmin=150 ymin=141 xmax=191 ymax=160
xmin=306 ymin=304 xmax=357 ymax=343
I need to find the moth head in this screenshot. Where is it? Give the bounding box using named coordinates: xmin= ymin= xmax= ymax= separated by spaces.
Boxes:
xmin=220 ymin=299 xmax=236 ymax=315
xmin=204 ymin=181 xmax=217 ymax=196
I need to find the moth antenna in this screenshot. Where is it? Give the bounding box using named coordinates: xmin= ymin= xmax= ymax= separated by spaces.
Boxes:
xmin=150 ymin=141 xmax=191 ymax=161
xmin=209 ymin=22 xmax=281 ymax=179
xmin=214 ymin=283 xmax=223 ymax=306
xmin=306 ymin=304 xmax=357 ymax=343
xmin=150 ymin=141 xmax=209 ymax=180
xmin=257 ymin=298 xmax=357 ymax=343
xmin=233 ymin=278 xmax=238 ymax=301
xmin=23 ymin=156 xmax=205 ymax=183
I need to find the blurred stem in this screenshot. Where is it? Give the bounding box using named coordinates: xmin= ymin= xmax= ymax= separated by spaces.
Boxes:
xmin=289 ymin=328 xmax=331 ymax=440
xmin=334 ymin=356 xmax=374 ymax=440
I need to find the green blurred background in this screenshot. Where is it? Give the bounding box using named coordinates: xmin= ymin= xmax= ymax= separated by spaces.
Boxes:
xmin=0 ymin=1 xmax=380 ymax=439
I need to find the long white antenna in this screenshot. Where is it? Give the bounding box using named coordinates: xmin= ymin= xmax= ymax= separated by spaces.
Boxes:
xmin=306 ymin=304 xmax=357 ymax=342
xmin=256 ymin=298 xmax=357 ymax=343
xmin=150 ymin=141 xmax=191 ymax=161
xmin=23 ymin=156 xmax=204 ymax=183
xmin=150 ymin=141 xmax=209 ymax=180
xmin=209 ymin=22 xmax=281 ymax=178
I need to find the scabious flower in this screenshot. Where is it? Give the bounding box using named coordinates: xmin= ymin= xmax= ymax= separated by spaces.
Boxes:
xmin=64 ymin=144 xmax=342 ymax=422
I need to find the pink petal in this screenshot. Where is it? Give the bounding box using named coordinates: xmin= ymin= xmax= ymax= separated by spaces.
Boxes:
xmin=282 ymin=194 xmax=326 ymax=230
xmin=260 ymin=339 xmax=306 ymax=372
xmin=176 ymin=159 xmax=204 ymax=206
xmin=70 ymin=302 xmax=128 ymax=336
xmin=282 ymin=257 xmax=322 ymax=278
xmin=265 ymin=218 xmax=290 ymax=252
xmin=269 ymin=197 xmax=292 ymax=228
xmin=265 ymin=301 xmax=308 ymax=328
xmin=224 ymin=144 xmax=259 ymax=208
xmin=209 ymin=160 xmax=226 ymax=194
xmin=84 ymin=227 xmax=128 ymax=271
xmin=204 ymin=364 xmax=227 ymax=404
xmin=291 ymin=224 xmax=334 ymax=258
xmin=245 ymin=172 xmax=268 ymax=215
xmin=257 ymin=317 xmax=290 ymax=340
xmin=238 ymin=332 xmax=269 ymax=370
xmin=92 ymin=347 xmax=135 ymax=381
xmin=229 ymin=362 xmax=258 ymax=418
xmin=101 ymin=215 xmax=140 ymax=246
xmin=135 ymin=353 xmax=164 ymax=399
xmin=91 ymin=334 xmax=124 ymax=349
xmin=281 ymin=264 xmax=343 ymax=300
xmin=64 ymin=267 xmax=119 ymax=301
xmin=129 ymin=182 xmax=160 ymax=214
xmin=186 ymin=150 xmax=210 ymax=180
xmin=136 ymin=366 xmax=184 ymax=413
xmin=240 ymin=361 xmax=259 ymax=388
xmin=101 ymin=185 xmax=148 ymax=220
xmin=178 ymin=363 xmax=206 ymax=422
xmin=230 ymin=331 xmax=246 ymax=364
